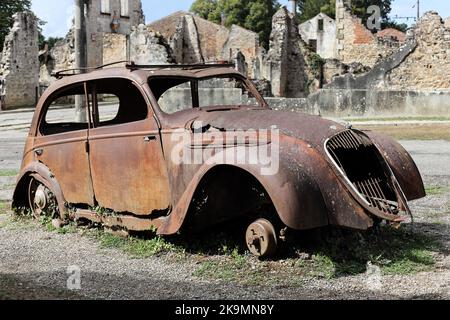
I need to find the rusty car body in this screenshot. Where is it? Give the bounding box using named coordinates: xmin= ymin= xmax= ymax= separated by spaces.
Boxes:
xmin=13 ymin=64 xmax=426 ymax=256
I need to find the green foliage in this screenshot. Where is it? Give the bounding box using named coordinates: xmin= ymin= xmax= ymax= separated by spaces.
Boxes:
xmin=308 ymin=53 xmax=325 ymax=75
xmin=0 ymin=169 xmax=19 ymax=177
xmin=190 ymin=0 xmax=280 ymax=49
xmin=0 ymin=201 xmax=10 ymax=215
xmin=0 ymin=0 xmax=32 ymax=51
xmin=39 ymin=35 xmax=63 ymax=51
xmin=298 ymin=0 xmax=333 ymax=22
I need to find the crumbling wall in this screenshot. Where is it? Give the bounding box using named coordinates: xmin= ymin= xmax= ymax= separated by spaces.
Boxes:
xmin=257 ymin=7 xmax=324 ymax=96
xmin=102 ymin=33 xmax=127 ymax=66
xmin=335 ymin=0 xmax=395 ymax=67
xmin=171 ymin=15 xmax=204 ymax=63
xmin=129 ymin=25 xmax=173 ymax=64
xmin=0 ymin=12 xmax=39 ymax=109
xmin=265 ymin=7 xmax=311 ymax=98
xmin=388 ymin=12 xmax=450 ymax=90
xmin=221 ymin=25 xmax=260 ymax=77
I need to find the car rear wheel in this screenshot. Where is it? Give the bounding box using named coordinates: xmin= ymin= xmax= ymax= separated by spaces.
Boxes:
xmin=27 ymin=176 xmax=59 ymax=221
xmin=245 ymin=218 xmax=278 ymax=258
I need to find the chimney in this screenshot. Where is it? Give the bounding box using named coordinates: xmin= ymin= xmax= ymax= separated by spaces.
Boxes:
xmin=289 ymin=0 xmax=297 ymax=15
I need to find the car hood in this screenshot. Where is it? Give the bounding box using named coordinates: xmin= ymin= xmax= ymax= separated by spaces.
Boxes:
xmin=190 ymin=109 xmax=348 ymax=148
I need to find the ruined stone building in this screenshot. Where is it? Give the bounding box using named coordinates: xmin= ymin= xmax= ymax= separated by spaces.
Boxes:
xmin=0 ymin=12 xmax=39 ymax=109
xmin=299 ymin=13 xmax=337 ymax=59
xmin=148 ymin=11 xmax=260 ymax=76
xmin=86 ymin=0 xmax=144 ymax=67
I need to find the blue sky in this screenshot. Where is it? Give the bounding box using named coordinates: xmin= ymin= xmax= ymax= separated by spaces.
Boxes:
xmin=32 ymin=0 xmax=450 ymax=38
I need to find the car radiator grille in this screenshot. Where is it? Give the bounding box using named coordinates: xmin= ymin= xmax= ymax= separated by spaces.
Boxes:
xmin=326 ymin=130 xmax=399 ymax=216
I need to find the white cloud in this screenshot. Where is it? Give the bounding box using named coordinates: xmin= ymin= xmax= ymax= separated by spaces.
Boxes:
xmin=32 ymin=0 xmax=73 ymax=38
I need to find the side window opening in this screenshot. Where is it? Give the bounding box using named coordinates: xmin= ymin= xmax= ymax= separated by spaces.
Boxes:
xmin=91 ymin=78 xmax=148 ymax=127
xmin=40 ymin=83 xmax=89 ymax=136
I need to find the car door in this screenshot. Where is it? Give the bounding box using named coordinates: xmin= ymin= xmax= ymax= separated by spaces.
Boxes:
xmin=87 ymin=78 xmax=171 ymax=216
xmin=34 ymin=82 xmax=95 ymax=206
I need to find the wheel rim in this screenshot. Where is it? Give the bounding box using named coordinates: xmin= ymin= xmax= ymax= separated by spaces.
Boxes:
xmin=28 ymin=178 xmax=58 ymax=219
xmin=245 ymin=218 xmax=278 ymax=258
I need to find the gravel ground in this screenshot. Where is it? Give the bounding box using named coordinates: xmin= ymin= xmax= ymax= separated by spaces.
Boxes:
xmin=0 ymin=110 xmax=449 ymax=300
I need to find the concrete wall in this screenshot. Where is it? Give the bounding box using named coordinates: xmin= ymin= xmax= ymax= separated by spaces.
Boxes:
xmin=244 ymin=90 xmax=450 ymax=117
xmin=299 ymin=89 xmax=450 ymax=117
xmin=158 ymin=88 xmax=243 ymax=114
xmin=299 ymin=13 xmax=337 ymax=59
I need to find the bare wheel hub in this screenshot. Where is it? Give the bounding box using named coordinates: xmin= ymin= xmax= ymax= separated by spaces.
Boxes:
xmin=34 ymin=185 xmax=48 ymax=210
xmin=28 ymin=178 xmax=57 ymax=219
xmin=245 ymin=218 xmax=278 ymax=258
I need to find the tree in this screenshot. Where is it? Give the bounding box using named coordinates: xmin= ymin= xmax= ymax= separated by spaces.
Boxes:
xmin=190 ymin=0 xmax=280 ymax=50
xmin=0 ymin=0 xmax=31 ymax=52
xmin=190 ymin=0 xmax=218 ymax=21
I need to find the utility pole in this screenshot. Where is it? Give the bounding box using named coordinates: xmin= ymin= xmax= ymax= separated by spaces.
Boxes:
xmin=417 ymin=0 xmax=420 ymax=21
xmin=289 ymin=0 xmax=297 ymax=16
xmin=74 ymin=0 xmax=87 ymax=123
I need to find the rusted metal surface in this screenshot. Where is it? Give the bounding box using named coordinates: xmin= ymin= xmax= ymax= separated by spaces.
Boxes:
xmin=73 ymin=209 xmax=164 ymax=231
xmin=363 ymin=130 xmax=426 ymax=201
xmin=13 ymin=65 xmax=426 ymax=241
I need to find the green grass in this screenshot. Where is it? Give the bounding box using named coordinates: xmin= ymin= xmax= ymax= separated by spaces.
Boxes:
xmin=355 ymin=124 xmax=450 ymax=141
xmin=344 ymin=116 xmax=450 ymax=122
xmin=90 ymin=231 xmax=176 ymax=258
xmin=303 ymin=226 xmax=440 ymax=277
xmin=425 ymin=186 xmax=450 ymax=196
xmin=0 ymin=201 xmax=10 ymax=215
xmin=0 ymin=169 xmax=18 ymax=177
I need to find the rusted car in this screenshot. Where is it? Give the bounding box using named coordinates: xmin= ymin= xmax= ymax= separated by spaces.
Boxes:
xmin=13 ymin=63 xmax=425 ymax=257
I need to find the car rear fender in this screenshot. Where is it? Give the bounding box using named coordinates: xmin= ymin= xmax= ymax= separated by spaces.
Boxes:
xmin=12 ymin=162 xmax=68 ymax=219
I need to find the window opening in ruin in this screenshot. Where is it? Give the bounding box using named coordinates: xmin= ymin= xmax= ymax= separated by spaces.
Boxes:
xmin=101 ymin=0 xmax=111 ymax=14
xmin=318 ymin=19 xmax=324 ymax=32
xmin=309 ymin=39 xmax=317 ymax=52
xmin=120 ymin=0 xmax=129 ymax=17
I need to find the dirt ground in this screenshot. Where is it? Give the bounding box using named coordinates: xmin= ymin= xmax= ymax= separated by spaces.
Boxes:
xmin=0 ymin=111 xmax=449 ymax=300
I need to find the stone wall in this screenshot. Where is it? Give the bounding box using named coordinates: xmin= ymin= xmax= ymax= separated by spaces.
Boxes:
xmin=388 ymin=12 xmax=450 ymax=90
xmin=129 ymin=25 xmax=173 ymax=65
xmin=221 ymin=25 xmax=260 ymax=77
xmin=335 ymin=0 xmax=396 ymax=67
xmin=102 ymin=33 xmax=127 ymax=66
xmin=0 ymin=12 xmax=39 ymax=110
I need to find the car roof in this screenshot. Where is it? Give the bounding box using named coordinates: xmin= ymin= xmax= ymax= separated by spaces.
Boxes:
xmin=46 ymin=66 xmax=245 ymax=93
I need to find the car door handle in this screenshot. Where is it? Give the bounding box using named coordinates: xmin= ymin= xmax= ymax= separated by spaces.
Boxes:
xmin=144 ymin=135 xmax=157 ymax=142
xmin=35 ymin=148 xmax=44 ymax=156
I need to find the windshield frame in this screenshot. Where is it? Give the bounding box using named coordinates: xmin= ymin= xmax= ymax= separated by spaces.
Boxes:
xmin=146 ymin=73 xmax=269 ymax=118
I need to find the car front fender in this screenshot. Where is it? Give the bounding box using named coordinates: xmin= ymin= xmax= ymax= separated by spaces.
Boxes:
xmin=363 ymin=130 xmax=426 ymax=201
